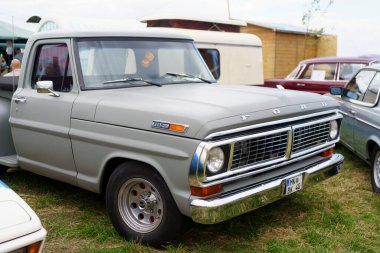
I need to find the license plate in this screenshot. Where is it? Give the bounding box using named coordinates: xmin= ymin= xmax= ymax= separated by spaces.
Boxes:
xmin=284 ymin=174 xmax=303 ymax=195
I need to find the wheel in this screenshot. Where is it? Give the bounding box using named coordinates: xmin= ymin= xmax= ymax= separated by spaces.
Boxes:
xmin=0 ymin=165 xmax=7 ymax=178
xmin=106 ymin=161 xmax=187 ymax=247
xmin=371 ymin=148 xmax=380 ymax=193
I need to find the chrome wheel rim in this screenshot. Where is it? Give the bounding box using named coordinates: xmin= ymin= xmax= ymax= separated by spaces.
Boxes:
xmin=118 ymin=178 xmax=163 ymax=233
xmin=374 ymin=152 xmax=380 ymax=188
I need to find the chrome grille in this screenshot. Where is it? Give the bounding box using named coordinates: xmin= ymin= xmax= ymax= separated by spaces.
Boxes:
xmin=292 ymin=121 xmax=330 ymax=153
xmin=231 ymin=131 xmax=288 ymax=170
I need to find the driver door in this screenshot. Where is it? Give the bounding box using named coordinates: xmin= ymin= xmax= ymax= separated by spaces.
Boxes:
xmin=10 ymin=39 xmax=79 ymax=184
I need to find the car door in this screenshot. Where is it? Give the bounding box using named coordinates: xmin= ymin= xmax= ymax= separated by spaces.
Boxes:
xmin=339 ymin=69 xmax=377 ymax=152
xmin=352 ymin=71 xmax=380 ymax=159
xmin=9 ymin=39 xmax=79 ymax=184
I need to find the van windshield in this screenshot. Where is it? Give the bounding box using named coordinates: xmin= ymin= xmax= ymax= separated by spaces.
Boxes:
xmin=76 ymin=38 xmax=215 ymax=89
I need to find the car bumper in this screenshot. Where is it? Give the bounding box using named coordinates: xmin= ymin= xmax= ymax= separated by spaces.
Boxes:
xmin=0 ymin=228 xmax=46 ymax=253
xmin=190 ymin=153 xmax=344 ymax=224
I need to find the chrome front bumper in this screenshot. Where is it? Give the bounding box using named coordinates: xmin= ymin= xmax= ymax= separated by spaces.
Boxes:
xmin=190 ymin=153 xmax=344 ymax=224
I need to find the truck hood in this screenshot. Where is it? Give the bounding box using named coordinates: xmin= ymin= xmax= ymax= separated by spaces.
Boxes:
xmin=0 ymin=181 xmax=44 ymax=244
xmin=73 ymin=83 xmax=339 ymax=139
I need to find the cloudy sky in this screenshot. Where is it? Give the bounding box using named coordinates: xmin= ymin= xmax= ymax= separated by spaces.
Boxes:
xmin=2 ymin=0 xmax=379 ymax=56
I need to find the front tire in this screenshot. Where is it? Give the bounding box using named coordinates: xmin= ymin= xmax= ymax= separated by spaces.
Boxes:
xmin=106 ymin=161 xmax=186 ymax=247
xmin=371 ymin=148 xmax=380 ymax=193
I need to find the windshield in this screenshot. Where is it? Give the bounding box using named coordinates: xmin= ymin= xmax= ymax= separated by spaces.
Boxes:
xmin=76 ymin=38 xmax=215 ymax=89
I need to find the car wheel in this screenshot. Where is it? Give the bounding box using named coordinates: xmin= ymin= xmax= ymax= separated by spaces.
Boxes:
xmin=0 ymin=165 xmax=7 ymax=178
xmin=106 ymin=161 xmax=186 ymax=247
xmin=371 ymin=148 xmax=380 ymax=193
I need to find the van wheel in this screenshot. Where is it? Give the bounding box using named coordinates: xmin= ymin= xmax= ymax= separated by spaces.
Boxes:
xmin=371 ymin=148 xmax=380 ymax=193
xmin=106 ymin=162 xmax=186 ymax=247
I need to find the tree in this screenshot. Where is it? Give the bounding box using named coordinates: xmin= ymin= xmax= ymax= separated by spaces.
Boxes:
xmin=302 ymin=0 xmax=334 ymax=58
xmin=26 ymin=16 xmax=41 ymax=23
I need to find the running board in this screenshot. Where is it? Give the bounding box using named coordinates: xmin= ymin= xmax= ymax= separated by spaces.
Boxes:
xmin=0 ymin=155 xmax=19 ymax=168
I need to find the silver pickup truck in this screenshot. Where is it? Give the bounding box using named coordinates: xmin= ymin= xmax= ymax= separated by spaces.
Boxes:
xmin=0 ymin=30 xmax=344 ymax=246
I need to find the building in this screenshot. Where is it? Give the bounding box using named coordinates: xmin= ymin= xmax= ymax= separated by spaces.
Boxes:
xmin=241 ymin=21 xmax=337 ymax=79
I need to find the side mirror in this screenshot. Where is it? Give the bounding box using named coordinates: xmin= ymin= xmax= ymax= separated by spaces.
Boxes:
xmin=36 ymin=80 xmax=53 ymax=93
xmin=330 ymin=87 xmax=344 ymax=95
xmin=36 ymin=80 xmax=60 ymax=97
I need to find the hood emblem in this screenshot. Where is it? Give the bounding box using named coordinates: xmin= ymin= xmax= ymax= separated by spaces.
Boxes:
xmin=151 ymin=121 xmax=188 ymax=133
xmin=273 ymin=109 xmax=281 ymax=115
xmin=240 ymin=115 xmax=250 ymax=121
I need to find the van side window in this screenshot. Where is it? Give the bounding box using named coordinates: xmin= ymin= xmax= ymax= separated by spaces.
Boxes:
xmin=31 ymin=44 xmax=73 ymax=92
xmin=199 ymin=49 xmax=220 ymax=80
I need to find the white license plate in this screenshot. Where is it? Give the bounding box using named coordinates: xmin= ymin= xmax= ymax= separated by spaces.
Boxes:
xmin=284 ymin=174 xmax=303 ymax=195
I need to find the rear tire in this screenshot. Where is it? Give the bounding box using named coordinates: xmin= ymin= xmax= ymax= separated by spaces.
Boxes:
xmin=371 ymin=148 xmax=380 ymax=193
xmin=106 ymin=161 xmax=186 ymax=247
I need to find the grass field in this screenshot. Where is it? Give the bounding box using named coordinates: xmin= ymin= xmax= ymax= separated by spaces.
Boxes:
xmin=2 ymin=146 xmax=380 ymax=253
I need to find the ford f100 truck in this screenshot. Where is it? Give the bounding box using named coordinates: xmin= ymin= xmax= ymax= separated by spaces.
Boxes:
xmin=0 ymin=30 xmax=344 ymax=246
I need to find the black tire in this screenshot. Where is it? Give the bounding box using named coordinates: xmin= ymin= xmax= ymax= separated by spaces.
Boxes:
xmin=106 ymin=161 xmax=186 ymax=247
xmin=0 ymin=165 xmax=7 ymax=178
xmin=371 ymin=148 xmax=380 ymax=193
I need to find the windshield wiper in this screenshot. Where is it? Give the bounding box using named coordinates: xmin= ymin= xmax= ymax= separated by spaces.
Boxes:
xmin=164 ymin=72 xmax=213 ymax=84
xmin=103 ymin=77 xmax=162 ymax=87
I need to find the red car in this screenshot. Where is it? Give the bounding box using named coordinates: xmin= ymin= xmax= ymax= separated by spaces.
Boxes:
xmin=264 ymin=56 xmax=380 ymax=94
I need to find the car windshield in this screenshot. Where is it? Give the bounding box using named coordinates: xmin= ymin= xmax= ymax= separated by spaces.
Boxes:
xmin=76 ymin=38 xmax=215 ymax=90
xmin=286 ymin=64 xmax=303 ymax=79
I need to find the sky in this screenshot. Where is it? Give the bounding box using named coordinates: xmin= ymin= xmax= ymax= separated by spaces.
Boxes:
xmin=1 ymin=0 xmax=379 ymax=56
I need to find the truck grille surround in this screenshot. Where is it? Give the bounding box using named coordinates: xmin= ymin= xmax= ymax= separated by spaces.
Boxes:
xmin=231 ymin=120 xmax=332 ymax=171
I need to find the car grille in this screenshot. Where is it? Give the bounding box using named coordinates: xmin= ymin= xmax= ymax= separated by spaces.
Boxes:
xmin=231 ymin=131 xmax=288 ymax=170
xmin=292 ymin=121 xmax=331 ymax=153
xmin=230 ymin=121 xmax=331 ymax=171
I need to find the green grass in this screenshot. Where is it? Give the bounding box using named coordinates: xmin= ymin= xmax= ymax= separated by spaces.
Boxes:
xmin=2 ymin=146 xmax=380 ymax=253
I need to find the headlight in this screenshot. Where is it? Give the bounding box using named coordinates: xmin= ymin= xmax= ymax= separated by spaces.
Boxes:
xmin=206 ymin=147 xmax=225 ymax=174
xmin=330 ymin=120 xmax=339 ymax=139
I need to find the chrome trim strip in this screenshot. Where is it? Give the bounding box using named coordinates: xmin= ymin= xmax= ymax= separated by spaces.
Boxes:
xmin=292 ymin=114 xmax=342 ymax=130
xmin=190 ymin=154 xmax=344 ymax=224
xmin=356 ymin=117 xmax=380 ymax=131
xmin=199 ymin=145 xmax=336 ymax=187
xmin=205 ymin=110 xmax=339 ymax=140
xmin=291 ymin=139 xmax=339 ymax=159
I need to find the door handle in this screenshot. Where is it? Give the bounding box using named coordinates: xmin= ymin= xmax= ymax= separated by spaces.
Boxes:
xmin=13 ymin=97 xmax=27 ymax=103
xmin=296 ymin=83 xmax=306 ymax=87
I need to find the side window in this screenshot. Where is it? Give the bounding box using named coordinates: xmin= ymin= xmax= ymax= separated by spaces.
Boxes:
xmin=338 ymin=63 xmax=365 ymax=81
xmin=362 ymin=72 xmax=380 ymax=105
xmin=31 ymin=44 xmax=73 ymax=92
xmin=302 ymin=64 xmax=313 ymax=79
xmin=198 ymin=49 xmax=220 ymax=80
xmin=344 ymin=70 xmax=376 ymax=101
xmin=302 ymin=64 xmax=336 ymax=80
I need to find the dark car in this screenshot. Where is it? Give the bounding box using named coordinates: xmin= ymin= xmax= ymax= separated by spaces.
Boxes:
xmin=330 ymin=67 xmax=380 ymax=192
xmin=265 ymin=56 xmax=380 ymax=94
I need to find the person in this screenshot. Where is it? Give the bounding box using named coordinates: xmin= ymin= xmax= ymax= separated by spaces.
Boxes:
xmin=0 ymin=53 xmax=7 ymax=75
xmin=4 ymin=59 xmax=21 ymax=77
xmin=14 ymin=48 xmax=23 ymax=63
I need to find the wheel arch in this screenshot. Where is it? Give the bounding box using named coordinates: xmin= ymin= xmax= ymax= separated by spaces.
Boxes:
xmin=100 ymin=157 xmax=161 ymax=195
xmin=367 ymin=138 xmax=380 ymax=160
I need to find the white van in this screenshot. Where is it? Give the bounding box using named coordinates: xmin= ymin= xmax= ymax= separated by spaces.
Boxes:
xmin=148 ymin=27 xmax=263 ymax=85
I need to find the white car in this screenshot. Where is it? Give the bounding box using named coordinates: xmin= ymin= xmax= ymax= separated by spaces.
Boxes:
xmin=0 ymin=180 xmax=46 ymax=253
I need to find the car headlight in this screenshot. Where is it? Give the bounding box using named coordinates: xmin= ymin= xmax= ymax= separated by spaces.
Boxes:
xmin=206 ymin=147 xmax=225 ymax=174
xmin=330 ymin=120 xmax=339 ymax=139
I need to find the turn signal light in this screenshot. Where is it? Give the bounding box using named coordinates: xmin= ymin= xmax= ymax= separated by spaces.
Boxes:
xmin=27 ymin=241 xmax=42 ymax=253
xmin=191 ymin=184 xmax=222 ymax=196
xmin=322 ymin=148 xmax=334 ymax=158
xmin=168 ymin=124 xmax=187 ymax=132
